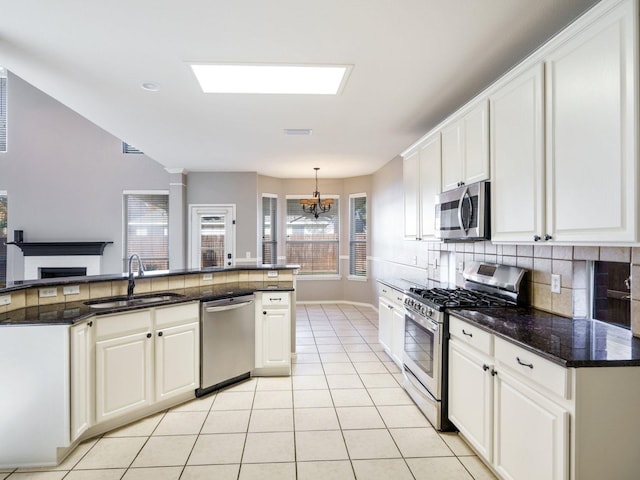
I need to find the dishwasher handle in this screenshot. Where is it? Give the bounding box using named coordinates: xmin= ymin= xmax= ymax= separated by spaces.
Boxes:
xmin=205 ymin=300 xmax=254 ymax=313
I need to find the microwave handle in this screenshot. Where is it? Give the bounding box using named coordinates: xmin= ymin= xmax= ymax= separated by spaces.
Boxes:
xmin=457 ymin=186 xmax=472 ymax=232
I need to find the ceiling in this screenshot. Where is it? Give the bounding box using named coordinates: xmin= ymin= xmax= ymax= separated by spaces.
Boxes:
xmin=0 ymin=0 xmax=598 ymax=178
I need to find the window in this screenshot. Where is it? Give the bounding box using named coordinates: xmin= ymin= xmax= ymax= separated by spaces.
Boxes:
xmin=124 ymin=192 xmax=169 ymax=271
xmin=286 ymin=196 xmax=339 ymax=275
xmin=592 ymin=261 xmax=631 ymax=329
xmin=0 ymin=68 xmax=7 ymax=152
xmin=349 ymin=193 xmax=367 ymax=277
xmin=262 ymin=195 xmax=278 ymax=265
xmin=122 ymin=142 xmax=143 ymax=154
xmin=0 ymin=192 xmax=6 ymax=287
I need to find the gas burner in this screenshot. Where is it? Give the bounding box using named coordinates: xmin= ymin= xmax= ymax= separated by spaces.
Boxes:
xmin=407 ymin=286 xmax=513 ymax=309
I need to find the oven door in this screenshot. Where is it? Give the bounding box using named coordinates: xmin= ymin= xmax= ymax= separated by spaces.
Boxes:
xmin=403 ymin=307 xmax=441 ymax=400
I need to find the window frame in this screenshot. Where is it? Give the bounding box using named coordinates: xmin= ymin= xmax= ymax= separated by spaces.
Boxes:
xmin=123 ymin=190 xmax=170 ymax=272
xmin=348 ymin=192 xmax=367 ymax=280
xmin=261 ymin=194 xmax=278 ymax=265
xmin=285 ymin=194 xmax=340 ymax=279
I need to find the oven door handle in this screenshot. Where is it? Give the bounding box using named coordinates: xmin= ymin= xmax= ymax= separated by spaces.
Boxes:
xmin=406 ymin=309 xmax=439 ymax=334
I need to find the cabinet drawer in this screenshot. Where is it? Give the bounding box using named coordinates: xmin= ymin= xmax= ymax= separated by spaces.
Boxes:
xmin=494 ymin=336 xmax=569 ymax=400
xmin=155 ymin=302 xmax=199 ymax=327
xmin=449 ymin=316 xmax=493 ymax=356
xmin=261 ymin=292 xmax=289 ymax=307
xmin=378 ymin=283 xmax=404 ymax=305
xmin=95 ymin=310 xmax=152 ymax=340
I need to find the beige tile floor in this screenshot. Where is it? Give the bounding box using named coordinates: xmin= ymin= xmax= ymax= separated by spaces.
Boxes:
xmin=1 ymin=303 xmax=496 ymax=480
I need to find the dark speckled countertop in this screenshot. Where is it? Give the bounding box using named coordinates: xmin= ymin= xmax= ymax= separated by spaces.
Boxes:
xmin=0 ymin=282 xmax=294 ymax=326
xmin=450 ymin=307 xmax=640 ymax=367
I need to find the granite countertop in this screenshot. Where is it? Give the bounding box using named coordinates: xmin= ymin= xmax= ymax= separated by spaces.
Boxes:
xmin=0 ymin=282 xmax=294 ymax=326
xmin=451 ymin=307 xmax=640 ymax=368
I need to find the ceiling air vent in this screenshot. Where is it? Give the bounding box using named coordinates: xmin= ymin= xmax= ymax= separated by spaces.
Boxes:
xmin=283 ymin=129 xmax=312 ymax=136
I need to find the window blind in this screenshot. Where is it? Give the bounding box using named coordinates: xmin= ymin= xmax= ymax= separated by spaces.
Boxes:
xmin=262 ymin=196 xmax=278 ymax=265
xmin=286 ymin=197 xmax=339 ymax=275
xmin=122 ymin=142 xmax=143 ymax=154
xmin=124 ymin=193 xmax=169 ymax=271
xmin=350 ymin=194 xmax=367 ymax=277
xmin=0 ymin=75 xmax=7 ymax=153
xmin=0 ymin=193 xmax=6 ymax=287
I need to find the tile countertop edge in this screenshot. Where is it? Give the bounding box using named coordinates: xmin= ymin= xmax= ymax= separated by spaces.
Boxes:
xmin=450 ymin=308 xmax=640 ymax=368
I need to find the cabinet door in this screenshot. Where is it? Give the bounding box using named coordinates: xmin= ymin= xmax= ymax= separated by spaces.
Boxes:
xmin=494 ymin=369 xmax=569 ymax=480
xmin=260 ymin=308 xmax=291 ymax=368
xmin=403 ymin=148 xmax=420 ymax=239
xmin=70 ymin=320 xmax=94 ymax=441
xmin=441 ymin=120 xmax=464 ymax=192
xmin=155 ymin=321 xmax=199 ymax=402
xmin=463 ymin=100 xmax=490 ymax=185
xmin=490 ymin=63 xmax=545 ymax=243
xmin=545 ymin=1 xmax=636 ymax=242
xmin=448 ymin=339 xmax=493 ymax=460
xmin=419 ymin=134 xmax=441 ymax=239
xmin=95 ymin=331 xmax=153 ymax=422
xmin=390 ymin=306 xmax=406 ymax=367
xmin=378 ymin=297 xmax=393 ymax=354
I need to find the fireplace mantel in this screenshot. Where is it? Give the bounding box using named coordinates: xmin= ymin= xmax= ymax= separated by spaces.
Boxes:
xmin=7 ymin=241 xmax=113 ymax=256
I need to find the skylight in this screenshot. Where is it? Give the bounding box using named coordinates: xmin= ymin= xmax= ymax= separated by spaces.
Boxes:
xmin=190 ymin=64 xmax=350 ymax=95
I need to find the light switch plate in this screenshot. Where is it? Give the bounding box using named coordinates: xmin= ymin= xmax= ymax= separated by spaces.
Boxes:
xmin=202 ymin=273 xmax=213 ymax=281
xmin=267 ymin=271 xmax=278 ymax=278
xmin=0 ymin=294 xmax=11 ymax=306
xmin=551 ymin=274 xmax=561 ymax=294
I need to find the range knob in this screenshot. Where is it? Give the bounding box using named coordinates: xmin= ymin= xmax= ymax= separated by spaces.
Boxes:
xmin=427 ymin=307 xmax=434 ymax=317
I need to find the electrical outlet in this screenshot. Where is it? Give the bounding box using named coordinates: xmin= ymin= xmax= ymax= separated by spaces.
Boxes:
xmin=245 ymin=251 xmax=251 ymax=259
xmin=267 ymin=271 xmax=278 ymax=278
xmin=202 ymin=273 xmax=213 ymax=281
xmin=0 ymin=294 xmax=11 ymax=306
xmin=39 ymin=288 xmax=58 ymax=298
xmin=63 ymin=285 xmax=80 ymax=295
xmin=412 ymin=256 xmax=417 ymax=266
xmin=457 ymin=261 xmax=464 ymax=272
xmin=551 ymin=274 xmax=561 ymax=294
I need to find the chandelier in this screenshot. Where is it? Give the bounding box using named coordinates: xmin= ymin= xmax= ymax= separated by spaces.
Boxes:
xmin=300 ymin=167 xmax=334 ymax=219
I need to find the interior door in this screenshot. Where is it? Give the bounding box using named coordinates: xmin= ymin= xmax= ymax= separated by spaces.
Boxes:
xmin=189 ymin=205 xmax=236 ymax=268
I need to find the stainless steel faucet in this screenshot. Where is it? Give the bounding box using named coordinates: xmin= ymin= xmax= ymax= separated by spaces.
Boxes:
xmin=127 ymin=253 xmax=145 ymax=298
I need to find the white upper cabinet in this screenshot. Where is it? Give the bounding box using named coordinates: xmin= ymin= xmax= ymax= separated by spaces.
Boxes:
xmin=403 ymin=132 xmax=442 ymax=240
xmin=442 ymin=100 xmax=490 ymax=192
xmin=544 ymin=0 xmax=637 ymax=243
xmin=490 ymin=63 xmax=545 ymax=243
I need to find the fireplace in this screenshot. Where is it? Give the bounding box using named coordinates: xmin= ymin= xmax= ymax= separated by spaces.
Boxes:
xmin=40 ymin=267 xmax=88 ymax=279
xmin=8 ymin=241 xmax=113 ymax=280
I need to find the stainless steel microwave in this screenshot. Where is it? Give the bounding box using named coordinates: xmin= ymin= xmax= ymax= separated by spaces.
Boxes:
xmin=435 ymin=181 xmax=490 ymax=241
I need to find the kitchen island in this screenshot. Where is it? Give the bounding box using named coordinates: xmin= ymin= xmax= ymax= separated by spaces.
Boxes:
xmin=0 ymin=265 xmax=297 ymax=468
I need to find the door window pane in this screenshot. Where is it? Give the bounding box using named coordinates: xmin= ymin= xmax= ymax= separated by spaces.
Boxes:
xmin=200 ymin=215 xmax=225 ymax=268
xmin=262 ymin=196 xmax=277 ymax=265
xmin=0 ymin=193 xmax=6 ymax=287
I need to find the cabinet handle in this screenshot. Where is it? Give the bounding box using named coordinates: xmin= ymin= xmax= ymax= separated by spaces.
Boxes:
xmin=544 ymin=234 xmax=552 ymax=241
xmin=382 ymin=289 xmax=387 ymax=293
xmin=533 ymin=235 xmax=541 ymax=242
xmin=516 ymin=357 xmax=534 ymax=369
xmin=482 ymin=364 xmax=490 ymax=372
xmin=269 ymin=297 xmax=282 ymax=302
xmin=491 ymin=369 xmax=498 ymax=377
xmin=462 ymin=329 xmax=473 ymax=337
xmin=87 ymin=321 xmax=93 ymax=327
xmin=146 ymin=333 xmax=152 ymax=338
xmin=263 ymin=311 xmax=267 ymax=315
xmin=158 ymin=331 xmax=163 ymax=337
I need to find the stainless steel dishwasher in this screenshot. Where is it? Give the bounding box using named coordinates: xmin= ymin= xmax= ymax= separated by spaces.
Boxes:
xmin=196 ymin=294 xmax=255 ymax=397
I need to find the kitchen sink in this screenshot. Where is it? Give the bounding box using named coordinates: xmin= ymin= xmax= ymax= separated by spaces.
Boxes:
xmin=85 ymin=292 xmax=184 ymax=309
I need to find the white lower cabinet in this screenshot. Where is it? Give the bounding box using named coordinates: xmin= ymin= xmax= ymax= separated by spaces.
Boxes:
xmin=255 ymin=292 xmax=291 ymax=375
xmin=494 ymin=368 xmax=569 ymax=480
xmin=95 ymin=329 xmax=154 ymax=422
xmin=448 ymin=315 xmax=569 ymax=480
xmin=84 ymin=302 xmax=200 ymax=427
xmin=377 ymin=283 xmax=405 ymax=367
xmin=70 ymin=319 xmax=94 ymax=441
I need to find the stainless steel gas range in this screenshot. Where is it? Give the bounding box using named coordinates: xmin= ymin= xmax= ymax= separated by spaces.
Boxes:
xmin=402 ymin=262 xmax=527 ymax=431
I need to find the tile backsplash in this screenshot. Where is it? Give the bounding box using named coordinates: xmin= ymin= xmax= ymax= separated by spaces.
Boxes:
xmin=427 ymin=242 xmax=640 ymax=337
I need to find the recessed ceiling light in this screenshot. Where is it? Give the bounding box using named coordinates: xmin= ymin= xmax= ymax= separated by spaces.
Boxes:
xmin=141 ymin=82 xmax=160 ymax=92
xmin=190 ymin=64 xmax=350 ymax=95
